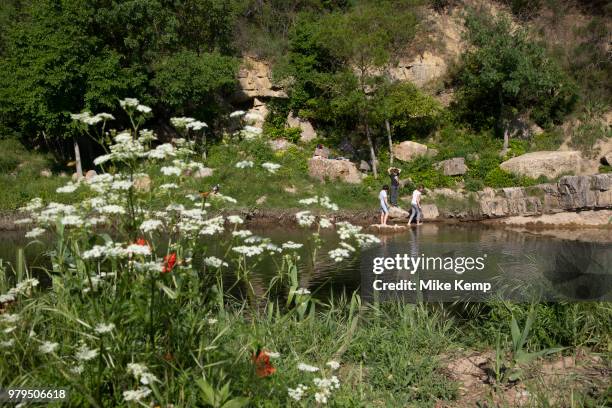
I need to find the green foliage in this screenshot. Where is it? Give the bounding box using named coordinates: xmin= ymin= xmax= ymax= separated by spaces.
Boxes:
xmin=152 ymin=51 xmax=238 ymax=118
xmin=569 ymin=114 xmax=611 ymax=158
xmin=452 ymin=12 xmax=577 ymax=132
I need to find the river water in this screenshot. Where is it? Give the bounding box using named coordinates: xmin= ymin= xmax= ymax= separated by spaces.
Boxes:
xmin=1 ymin=224 xmax=610 ymax=302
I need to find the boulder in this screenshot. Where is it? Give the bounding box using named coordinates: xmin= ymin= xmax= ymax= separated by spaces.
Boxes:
xmin=134 ymin=175 xmax=151 ymax=192
xmin=499 ymin=151 xmax=598 ymax=179
xmin=256 ymin=195 xmax=267 ymax=205
xmin=388 ymin=206 xmax=410 ymax=219
xmin=308 ymin=157 xmax=362 ymax=184
xmin=192 ymin=167 xmax=214 ymax=179
xmin=313 ymin=146 xmax=331 ymax=159
xmin=435 ymin=157 xmax=468 ymax=176
xmin=39 ymin=169 xmax=52 ymax=178
xmin=287 ymin=112 xmax=317 ymax=142
xmin=268 ymin=139 xmax=295 ymax=152
xmin=359 ymin=160 xmax=371 ymax=172
xmin=603 ymin=151 xmax=612 ymax=166
xmin=84 ymin=170 xmax=97 ymax=180
xmin=392 ymin=141 xmax=430 ymax=162
xmin=421 ymin=204 xmax=439 ymax=220
xmin=389 ymin=51 xmax=448 ymax=87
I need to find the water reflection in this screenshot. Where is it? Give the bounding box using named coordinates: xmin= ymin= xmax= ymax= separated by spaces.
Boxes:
xmin=1 ymin=224 xmax=610 ymax=302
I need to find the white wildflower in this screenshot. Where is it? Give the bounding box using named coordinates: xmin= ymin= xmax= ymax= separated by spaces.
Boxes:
xmin=326 ymin=361 xmax=340 ymax=370
xmin=328 ymin=248 xmax=350 ymax=262
xmin=262 ymin=162 xmax=281 ymax=174
xmin=235 ymin=160 xmax=254 ymax=169
xmin=136 ymin=104 xmax=152 ymax=114
xmin=39 ymin=341 xmax=59 ymax=354
xmin=296 ymin=211 xmax=315 ymax=227
xmin=123 ymin=387 xmax=151 ymax=402
xmin=282 ymin=241 xmax=303 ymax=250
xmin=294 ymin=288 xmax=311 ymax=296
xmin=232 ymin=230 xmax=253 ymax=238
xmin=229 ymin=110 xmax=245 ymax=118
xmin=25 ymin=227 xmax=46 ymax=239
xmin=56 ymin=183 xmax=79 ymax=193
xmin=94 ymin=323 xmax=115 ymax=334
xmin=288 ymin=384 xmax=308 ymax=401
xmin=140 ymin=219 xmax=163 ymax=233
xmin=119 ymin=98 xmax=140 ymax=108
xmin=204 ymin=257 xmax=228 ymax=268
xmin=75 ymin=344 xmax=98 ymax=361
xmin=160 ymin=166 xmax=182 ymax=176
xmin=297 ymin=362 xmax=319 ymax=372
xmin=227 ymin=215 xmax=243 ymax=224
xmin=232 ymin=245 xmax=264 ymax=257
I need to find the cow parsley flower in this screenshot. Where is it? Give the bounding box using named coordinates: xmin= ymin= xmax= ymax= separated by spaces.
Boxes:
xmin=296 ymin=211 xmax=315 ymax=227
xmin=25 ymin=227 xmax=46 ymax=239
xmin=57 ymin=183 xmax=79 ymax=193
xmin=262 ymin=162 xmax=281 ymax=174
xmin=294 ymin=288 xmax=311 ymax=295
xmin=232 ymin=245 xmax=264 ymax=257
xmin=136 ymin=104 xmax=152 ymax=114
xmin=140 ymin=219 xmax=163 ymax=233
xmin=161 ymin=166 xmax=182 ymax=176
xmin=235 ymin=160 xmax=254 ymax=169
xmin=204 ymin=257 xmax=228 ymax=268
xmin=328 ymin=248 xmax=350 ymax=262
xmin=297 ymin=363 xmax=319 ymax=372
xmin=39 ymin=341 xmax=59 ymax=354
xmin=120 ymin=98 xmax=140 ymax=108
xmin=186 ymin=120 xmax=207 ymax=130
xmin=282 ymin=241 xmax=303 ymax=250
xmin=288 ymin=384 xmax=308 ymax=401
xmin=232 ymin=230 xmax=253 ymax=238
xmin=123 ymin=387 xmax=151 ymax=402
xmin=326 ymin=360 xmax=340 ymax=370
xmin=94 ymin=323 xmax=115 ymax=334
xmin=227 ymin=215 xmax=243 ymax=224
xmin=75 ymin=344 xmax=98 ymax=361
xmin=229 ymin=110 xmax=245 ymax=118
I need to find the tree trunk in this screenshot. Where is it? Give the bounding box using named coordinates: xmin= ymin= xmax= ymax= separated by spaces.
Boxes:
xmin=385 ymin=119 xmax=393 ymax=166
xmin=500 ymin=126 xmax=509 ymax=157
xmin=74 ymin=139 xmax=83 ymax=178
xmin=365 ymin=122 xmax=378 ymax=178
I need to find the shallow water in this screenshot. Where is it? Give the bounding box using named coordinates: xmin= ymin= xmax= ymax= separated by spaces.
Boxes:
xmin=1 ymin=224 xmax=610 ymax=302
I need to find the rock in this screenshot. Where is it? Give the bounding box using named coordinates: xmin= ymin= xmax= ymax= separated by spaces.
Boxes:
xmin=134 ymin=175 xmax=151 ymax=192
xmin=268 ymin=139 xmax=295 ymax=152
xmin=499 ymin=151 xmax=598 ymax=179
xmin=392 ymin=141 xmax=430 ymax=162
xmin=432 ymin=188 xmax=465 ymax=200
xmin=388 ymin=206 xmax=410 ymax=219
xmin=435 ymin=157 xmax=468 ymax=176
xmin=256 ymin=195 xmax=267 ymax=205
xmin=244 ymin=98 xmax=268 ymax=127
xmin=234 ymin=56 xmax=287 ymax=102
xmin=421 ymin=204 xmax=439 ymax=220
xmin=359 ymin=160 xmax=371 ymax=172
xmin=602 ymin=151 xmax=612 ymax=166
xmin=313 ymin=146 xmax=331 ymax=159
xmin=308 ymin=157 xmax=362 ymax=184
xmin=426 ymin=148 xmax=439 ymax=158
xmin=287 ymin=112 xmax=317 ymax=142
xmin=85 ymin=170 xmax=97 ymax=180
xmin=389 ymin=51 xmax=448 ymax=87
xmin=39 ymin=169 xmax=52 ymax=178
xmin=192 ymin=167 xmax=214 ymax=179
xmin=72 ymin=172 xmax=83 ymax=182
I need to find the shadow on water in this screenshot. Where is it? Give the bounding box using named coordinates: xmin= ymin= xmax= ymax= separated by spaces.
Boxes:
xmin=1 ymin=224 xmax=610 ymax=302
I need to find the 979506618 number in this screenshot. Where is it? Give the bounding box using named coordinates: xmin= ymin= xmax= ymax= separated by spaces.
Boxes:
xmin=0 ymin=388 xmax=68 ymax=402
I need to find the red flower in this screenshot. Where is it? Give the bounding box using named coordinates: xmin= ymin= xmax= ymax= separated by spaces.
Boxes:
xmin=135 ymin=237 xmax=148 ymax=246
xmin=162 ymin=252 xmax=177 ymax=273
xmin=252 ymin=350 xmax=276 ymax=378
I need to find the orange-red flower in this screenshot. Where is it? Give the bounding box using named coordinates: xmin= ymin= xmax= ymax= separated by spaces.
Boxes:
xmin=135 ymin=237 xmax=148 ymax=246
xmin=162 ymin=252 xmax=177 ymax=273
xmin=252 ymin=350 xmax=276 ymax=378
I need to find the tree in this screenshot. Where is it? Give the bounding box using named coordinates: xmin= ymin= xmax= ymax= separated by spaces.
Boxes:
xmin=452 ymin=13 xmax=577 ymax=155
xmin=294 ymin=1 xmax=419 ymax=177
xmin=373 ymin=82 xmax=442 ymax=164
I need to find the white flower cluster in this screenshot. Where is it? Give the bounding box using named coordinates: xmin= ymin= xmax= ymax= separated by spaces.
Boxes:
xmin=288 ymin=384 xmax=308 ymax=401
xmin=282 ymin=241 xmax=303 ymax=250
xmin=0 ymin=278 xmax=39 ymax=304
xmin=313 ymin=376 xmax=340 ymax=404
xmin=261 ymin=162 xmax=281 ymax=174
xmin=25 ymin=227 xmax=46 ymax=239
xmin=70 ymin=111 xmax=114 ymax=126
xmin=298 ymin=195 xmax=339 ymax=211
xmin=232 ymin=245 xmax=264 ymax=257
xmin=204 ymin=256 xmax=228 ymax=268
xmin=56 ymin=182 xmax=79 ymax=194
xmin=227 ymin=215 xmax=244 ymax=224
xmin=297 ymin=362 xmax=319 ymax=372
xmin=160 ymin=166 xmax=182 ymax=176
xmin=94 ymin=322 xmax=115 ymax=334
xmin=127 ymin=363 xmax=159 ymax=385
xmin=235 ymin=160 xmax=254 ymax=169
xmin=75 ymin=343 xmax=98 ymax=361
xmin=328 ymin=248 xmax=351 ymax=262
xmin=140 ymin=219 xmax=163 ymax=233
xmin=295 ymin=211 xmax=316 ymax=228
xmin=229 ymin=110 xmax=245 ymax=118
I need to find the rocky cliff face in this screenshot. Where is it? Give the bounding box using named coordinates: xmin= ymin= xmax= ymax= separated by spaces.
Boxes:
xmin=434 ymin=174 xmax=612 ymax=220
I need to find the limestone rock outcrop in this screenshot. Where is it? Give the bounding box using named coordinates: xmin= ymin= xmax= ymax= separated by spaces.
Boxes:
xmin=499 ymin=151 xmax=599 ymax=179
xmin=308 ymin=157 xmax=362 ymax=184
xmin=234 ymin=57 xmax=287 ymax=102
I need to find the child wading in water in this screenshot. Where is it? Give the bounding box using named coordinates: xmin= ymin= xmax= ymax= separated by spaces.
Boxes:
xmin=408 ymin=185 xmax=424 ymax=225
xmin=379 ymin=185 xmax=390 ymax=225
